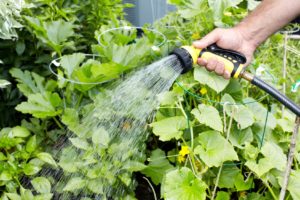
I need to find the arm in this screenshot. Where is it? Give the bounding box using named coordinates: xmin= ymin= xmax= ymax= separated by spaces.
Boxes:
xmin=193 ymin=0 xmax=300 ymax=79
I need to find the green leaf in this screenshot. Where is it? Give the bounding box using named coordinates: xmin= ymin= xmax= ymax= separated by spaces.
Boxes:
xmin=15 ymin=41 xmax=25 ymax=55
xmin=157 ymin=91 xmax=178 ymax=105
xmin=63 ymin=177 xmax=86 ymax=192
xmin=31 ymin=177 xmax=51 ymax=194
xmin=168 ymin=0 xmax=208 ymax=19
xmin=229 ymin=127 xmax=253 ymax=148
xmin=26 ymin=135 xmax=36 ymax=153
xmin=277 ymin=112 xmax=296 ymax=132
xmin=123 ymin=161 xmax=146 ymax=172
xmin=61 ymin=108 xmax=80 ymax=133
xmin=223 ymin=79 xmax=243 ymax=101
xmin=161 ymin=167 xmax=207 ymax=200
xmin=69 ymin=137 xmax=89 ymax=150
xmin=12 ymin=126 xmax=30 ymax=138
xmin=23 ymin=163 xmax=41 ymax=175
xmin=245 ymin=141 xmax=286 ymax=177
xmin=221 ymin=94 xmax=254 ymax=129
xmin=72 ymin=60 xmax=121 ymax=91
xmin=0 ymin=152 xmax=6 ymax=161
xmin=5 ymin=193 xmax=21 ymax=200
xmin=10 ymin=68 xmax=46 ymax=97
xmin=194 ymin=131 xmax=238 ymax=167
xmin=24 ymin=17 xmax=74 ymax=53
xmin=286 ymin=170 xmax=300 ymax=200
xmin=34 ymin=194 xmax=53 ymax=200
xmin=244 ymin=98 xmax=276 ymax=129
xmin=141 ymin=149 xmax=174 ymax=185
xmin=208 ymin=0 xmax=243 ymax=23
xmin=150 ymin=116 xmax=187 ymax=141
xmin=192 ymin=104 xmax=223 ymax=132
xmin=36 ymin=152 xmax=57 ymax=167
xmin=234 ymin=173 xmax=253 ymax=191
xmin=45 ymin=20 xmax=74 ymax=44
xmin=16 ymin=92 xmax=62 ymax=118
xmin=0 ymin=171 xmax=12 ymax=181
xmin=20 ymin=187 xmax=34 ymax=200
xmin=0 ymin=79 xmax=11 ymax=88
xmin=92 ymin=127 xmax=110 ymax=146
xmin=87 ymin=179 xmax=103 ymax=194
xmin=218 ymin=165 xmax=240 ymax=188
xmin=58 ymin=146 xmax=79 ymax=173
xmin=60 ymin=53 xmax=85 ymax=78
xmin=194 ymin=67 xmax=229 ymax=93
xmin=216 ymin=191 xmax=230 ymax=200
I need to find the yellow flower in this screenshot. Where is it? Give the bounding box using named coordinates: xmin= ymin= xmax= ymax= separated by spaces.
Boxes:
xmin=200 ymin=87 xmax=207 ymax=95
xmin=177 ymin=155 xmax=186 ymax=163
xmin=179 ymin=146 xmax=190 ymax=157
xmin=192 ymin=32 xmax=200 ymax=40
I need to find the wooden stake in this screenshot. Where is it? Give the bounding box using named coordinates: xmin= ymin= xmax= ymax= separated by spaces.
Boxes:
xmin=279 ymin=115 xmax=300 ymax=200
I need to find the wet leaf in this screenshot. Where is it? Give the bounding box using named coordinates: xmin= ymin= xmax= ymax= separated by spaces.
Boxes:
xmin=37 ymin=152 xmax=57 ymax=167
xmin=63 ymin=177 xmax=86 ymax=192
xmin=69 ymin=137 xmax=89 ymax=150
xmin=150 ymin=116 xmax=187 ymax=141
xmin=23 ymin=163 xmax=41 ymax=175
xmin=92 ymin=127 xmax=110 ymax=146
xmin=31 ymin=177 xmax=51 ymax=194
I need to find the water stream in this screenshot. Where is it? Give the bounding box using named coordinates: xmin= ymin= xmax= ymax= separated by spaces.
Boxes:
xmin=37 ymin=55 xmax=183 ymax=199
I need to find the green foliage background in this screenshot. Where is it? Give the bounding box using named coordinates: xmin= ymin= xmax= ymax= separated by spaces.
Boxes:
xmin=0 ymin=0 xmax=299 ymax=199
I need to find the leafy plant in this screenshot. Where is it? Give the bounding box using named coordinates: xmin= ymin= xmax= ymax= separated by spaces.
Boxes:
xmin=0 ymin=0 xmax=25 ymax=40
xmin=0 ymin=0 xmax=299 ymax=199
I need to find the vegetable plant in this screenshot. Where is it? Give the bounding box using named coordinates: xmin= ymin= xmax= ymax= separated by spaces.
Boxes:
xmin=0 ymin=0 xmax=299 ymax=199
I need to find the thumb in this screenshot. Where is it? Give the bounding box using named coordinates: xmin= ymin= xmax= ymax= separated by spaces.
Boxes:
xmin=193 ymin=28 xmax=222 ymax=49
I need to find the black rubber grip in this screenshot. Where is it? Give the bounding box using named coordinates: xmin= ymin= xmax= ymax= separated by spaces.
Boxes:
xmin=207 ymin=44 xmax=247 ymax=64
xmin=251 ymin=76 xmax=300 ymax=116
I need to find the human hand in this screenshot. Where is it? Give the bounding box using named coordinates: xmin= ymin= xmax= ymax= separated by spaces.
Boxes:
xmin=193 ymin=28 xmax=257 ymax=79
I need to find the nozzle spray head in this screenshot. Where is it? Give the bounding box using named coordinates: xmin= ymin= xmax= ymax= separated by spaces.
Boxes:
xmin=171 ymin=46 xmax=200 ymax=74
xmin=171 ymin=44 xmax=247 ymax=78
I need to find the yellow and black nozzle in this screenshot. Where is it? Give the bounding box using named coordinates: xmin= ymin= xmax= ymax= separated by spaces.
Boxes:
xmin=171 ymin=44 xmax=300 ymax=116
xmin=171 ymin=44 xmax=247 ymax=78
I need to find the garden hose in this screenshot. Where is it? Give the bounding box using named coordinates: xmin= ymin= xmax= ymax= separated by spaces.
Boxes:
xmin=171 ymin=44 xmax=300 ymax=116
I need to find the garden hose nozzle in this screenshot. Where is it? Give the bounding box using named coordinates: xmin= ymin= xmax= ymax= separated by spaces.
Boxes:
xmin=171 ymin=44 xmax=247 ymax=78
xmin=171 ymin=44 xmax=300 ymax=116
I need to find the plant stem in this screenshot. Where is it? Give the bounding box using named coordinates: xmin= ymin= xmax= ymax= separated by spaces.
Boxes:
xmin=53 ymin=117 xmax=64 ymax=129
xmin=279 ymin=115 xmax=300 ymax=200
xmin=211 ymin=106 xmax=235 ymax=200
xmin=177 ymin=101 xmax=187 ymax=119
xmin=143 ymin=177 xmax=157 ymax=200
xmin=266 ymin=182 xmax=278 ymax=200
xmin=75 ymin=93 xmax=84 ymax=109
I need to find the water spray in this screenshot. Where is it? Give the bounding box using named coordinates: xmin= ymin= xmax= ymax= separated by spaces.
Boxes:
xmin=171 ymin=44 xmax=300 ymax=116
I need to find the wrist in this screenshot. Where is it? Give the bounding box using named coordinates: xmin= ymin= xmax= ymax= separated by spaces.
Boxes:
xmin=234 ymin=24 xmax=260 ymax=50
